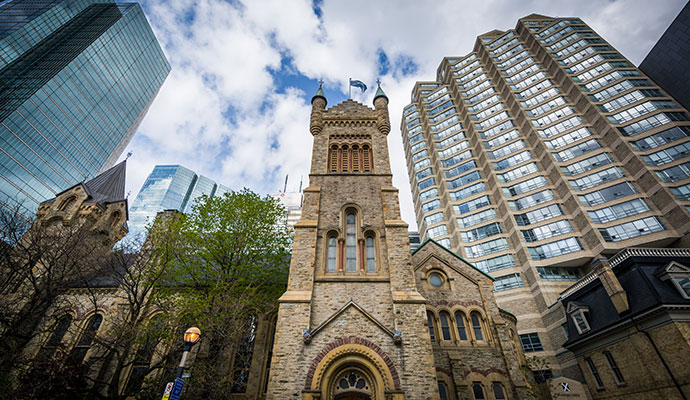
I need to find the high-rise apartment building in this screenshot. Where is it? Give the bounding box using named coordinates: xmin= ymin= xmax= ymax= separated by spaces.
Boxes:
xmin=127 ymin=165 xmax=230 ymax=241
xmin=0 ymin=0 xmax=170 ymax=218
xmin=401 ymin=13 xmax=690 ymax=377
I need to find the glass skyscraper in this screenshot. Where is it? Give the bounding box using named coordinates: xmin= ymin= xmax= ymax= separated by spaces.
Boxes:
xmin=127 ymin=165 xmax=230 ymax=241
xmin=401 ymin=14 xmax=690 ymax=378
xmin=0 ymin=0 xmax=170 ymax=218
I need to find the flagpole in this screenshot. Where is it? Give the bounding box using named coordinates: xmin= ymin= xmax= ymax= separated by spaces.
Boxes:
xmin=348 ymin=77 xmax=351 ymax=99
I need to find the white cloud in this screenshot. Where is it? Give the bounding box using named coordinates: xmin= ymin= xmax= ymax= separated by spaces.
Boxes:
xmin=125 ymin=0 xmax=686 ymax=230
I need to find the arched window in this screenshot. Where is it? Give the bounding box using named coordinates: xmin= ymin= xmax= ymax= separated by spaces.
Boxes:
xmin=58 ymin=196 xmax=76 ymax=211
xmin=231 ymin=316 xmax=257 ymax=393
xmin=365 ymin=235 xmax=375 ymax=272
xmin=492 ymin=382 xmax=506 ymax=399
xmin=473 ymin=382 xmax=486 ymax=399
xmin=327 ymin=235 xmax=337 ymax=272
xmin=329 ymin=145 xmax=338 ymax=172
xmin=341 ymin=145 xmax=350 ymax=171
xmin=438 ymin=382 xmax=449 ymax=400
xmin=70 ymin=314 xmax=103 ymax=363
xmin=426 ymin=311 xmax=437 ymax=342
xmin=439 ymin=312 xmax=452 ymax=341
xmin=471 ymin=312 xmax=484 ymax=341
xmin=362 ymin=144 xmax=372 ymax=172
xmin=108 ymin=210 xmax=121 ymax=227
xmin=345 ymin=213 xmax=357 ymax=272
xmin=38 ymin=315 xmax=72 ymax=359
xmin=352 ymin=145 xmax=360 ymax=172
xmin=455 ymin=311 xmax=468 ymax=340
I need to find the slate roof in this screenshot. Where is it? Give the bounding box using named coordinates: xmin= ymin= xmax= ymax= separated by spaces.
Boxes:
xmin=562 ymin=251 xmax=690 ymax=348
xmin=42 ymin=160 xmax=127 ymax=207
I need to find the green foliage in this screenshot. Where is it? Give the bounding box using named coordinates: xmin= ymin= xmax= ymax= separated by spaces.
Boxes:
xmin=148 ymin=189 xmax=291 ymax=396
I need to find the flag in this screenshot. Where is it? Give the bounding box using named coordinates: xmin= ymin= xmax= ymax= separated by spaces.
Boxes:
xmin=350 ymin=79 xmax=367 ymax=93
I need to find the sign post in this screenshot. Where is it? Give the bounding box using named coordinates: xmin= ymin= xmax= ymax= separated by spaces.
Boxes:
xmin=161 ymin=381 xmax=174 ymax=400
xmin=169 ymin=378 xmax=185 ymax=400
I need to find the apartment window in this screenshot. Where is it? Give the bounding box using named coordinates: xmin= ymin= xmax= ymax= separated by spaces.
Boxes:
xmin=466 ymin=238 xmax=510 ymax=258
xmin=528 ymin=237 xmax=583 ymax=260
xmin=450 ymin=182 xmax=487 ymax=201
xmin=539 ymin=116 xmax=584 ymax=138
xmin=568 ymin=167 xmax=625 ymax=191
xmin=487 ymin=139 xmax=525 ymax=158
xmin=585 ymin=357 xmax=604 ymax=389
xmin=587 ymin=198 xmax=649 ymax=223
xmin=494 ymin=273 xmax=524 ymax=291
xmin=497 ymin=163 xmax=540 ymax=183
xmin=445 ymin=160 xmax=478 ymax=179
xmin=508 ymin=189 xmax=555 ymax=210
xmin=603 ymin=351 xmax=625 ymax=385
xmin=457 ymin=208 xmax=498 ymax=228
xmin=473 ymin=254 xmax=516 ymax=273
xmin=598 ymin=216 xmax=665 ymax=242
xmin=416 ymin=167 xmax=433 ymax=181
xmin=425 ymin=212 xmax=445 ymax=227
xmin=420 ymin=188 xmax=438 ymax=202
xmin=492 ymin=150 xmax=533 ymax=171
xmin=553 ymin=139 xmax=601 ymax=162
xmin=461 ymin=222 xmax=503 ymax=243
xmin=538 ymin=266 xmax=581 ymax=281
xmin=655 ymin=161 xmax=690 ymax=183
xmin=515 ymin=204 xmax=563 ymax=226
xmin=578 ymin=182 xmax=638 ymax=207
xmin=670 ymin=183 xmax=690 ymax=201
xmin=607 ymin=100 xmax=679 ymax=125
xmin=418 ymin=177 xmax=435 ymax=191
xmin=519 ymin=333 xmax=544 ymax=352
xmin=630 ymin=126 xmax=690 ymax=151
xmin=447 ymin=170 xmax=482 ymax=189
xmin=545 ymin=127 xmax=593 ymax=150
xmin=503 ymin=176 xmax=548 ymax=197
xmin=442 ymin=150 xmax=473 ymax=168
xmin=428 ymin=224 xmax=448 ymax=239
xmin=618 ymin=112 xmax=690 ymax=137
xmin=422 ymin=199 xmax=441 ymax=213
xmin=561 ymin=153 xmax=614 ymax=176
xmin=522 ymin=219 xmax=574 ymax=242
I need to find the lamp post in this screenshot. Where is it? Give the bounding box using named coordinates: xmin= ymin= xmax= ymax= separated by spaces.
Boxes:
xmin=176 ymin=327 xmax=201 ymax=379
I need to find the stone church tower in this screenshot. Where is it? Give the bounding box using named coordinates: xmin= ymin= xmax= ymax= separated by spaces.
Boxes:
xmin=266 ymin=86 xmax=440 ymax=399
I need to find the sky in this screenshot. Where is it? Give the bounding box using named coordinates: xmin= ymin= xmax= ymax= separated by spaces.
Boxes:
xmin=120 ymin=0 xmax=687 ymax=230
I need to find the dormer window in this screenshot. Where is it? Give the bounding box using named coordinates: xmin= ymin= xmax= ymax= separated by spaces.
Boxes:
xmin=567 ymin=302 xmax=591 ymax=334
xmin=657 ymin=261 xmax=690 ymax=299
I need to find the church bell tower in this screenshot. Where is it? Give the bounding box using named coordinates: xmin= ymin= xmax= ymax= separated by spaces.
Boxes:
xmin=266 ymin=85 xmax=439 ymax=399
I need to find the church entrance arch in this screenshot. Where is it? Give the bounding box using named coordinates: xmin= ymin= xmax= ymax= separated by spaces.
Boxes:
xmin=304 ymin=338 xmax=403 ymax=400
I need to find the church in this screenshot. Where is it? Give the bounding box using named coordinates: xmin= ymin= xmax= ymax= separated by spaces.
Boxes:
xmin=14 ymin=86 xmax=531 ymax=400
xmin=264 ymin=86 xmax=529 ymax=399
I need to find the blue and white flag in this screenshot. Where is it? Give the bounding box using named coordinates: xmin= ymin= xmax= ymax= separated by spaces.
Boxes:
xmin=349 ymin=79 xmax=367 ymax=93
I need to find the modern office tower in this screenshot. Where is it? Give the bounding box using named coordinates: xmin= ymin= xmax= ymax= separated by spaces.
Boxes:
xmin=126 ymin=165 xmax=230 ymax=241
xmin=401 ymin=13 xmax=690 ymax=377
xmin=0 ymin=0 xmax=170 ymax=218
xmin=640 ymin=1 xmax=690 ymax=111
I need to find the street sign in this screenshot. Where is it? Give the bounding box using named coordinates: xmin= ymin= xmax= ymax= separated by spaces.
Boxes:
xmin=161 ymin=381 xmax=174 ymax=400
xmin=169 ymin=378 xmax=185 ymax=400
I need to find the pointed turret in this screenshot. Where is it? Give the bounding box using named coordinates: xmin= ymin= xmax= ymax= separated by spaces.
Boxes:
xmin=310 ymin=83 xmax=327 ymax=136
xmin=83 ymin=160 xmax=127 ymax=205
xmin=373 ymin=83 xmax=390 ymax=135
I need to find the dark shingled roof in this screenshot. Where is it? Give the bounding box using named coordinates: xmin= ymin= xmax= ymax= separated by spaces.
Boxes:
xmin=42 ymin=160 xmax=127 ymax=206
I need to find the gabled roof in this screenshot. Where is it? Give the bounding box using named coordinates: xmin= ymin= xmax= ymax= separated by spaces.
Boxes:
xmin=412 ymin=238 xmax=494 ymax=281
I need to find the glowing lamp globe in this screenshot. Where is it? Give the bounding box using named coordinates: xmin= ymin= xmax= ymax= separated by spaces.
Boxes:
xmin=184 ymin=327 xmax=201 ymax=344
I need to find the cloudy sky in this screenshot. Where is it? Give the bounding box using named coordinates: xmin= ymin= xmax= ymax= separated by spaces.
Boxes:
xmin=121 ymin=0 xmax=686 ymax=229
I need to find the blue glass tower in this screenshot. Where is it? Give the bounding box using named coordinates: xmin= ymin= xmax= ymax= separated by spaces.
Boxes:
xmin=127 ymin=165 xmax=231 ymax=241
xmin=0 ymin=0 xmax=170 ymax=218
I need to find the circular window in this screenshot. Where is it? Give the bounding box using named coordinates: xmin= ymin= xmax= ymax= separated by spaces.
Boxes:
xmin=429 ymin=273 xmax=444 ymax=287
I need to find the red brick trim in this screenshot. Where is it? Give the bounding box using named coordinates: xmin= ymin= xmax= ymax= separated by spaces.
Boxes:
xmin=304 ymin=336 xmax=401 ymax=390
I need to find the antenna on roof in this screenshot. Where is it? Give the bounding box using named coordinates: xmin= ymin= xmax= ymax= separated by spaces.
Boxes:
xmin=299 ymin=176 xmax=303 ymax=193
xmin=126 ymin=151 xmax=133 ymax=160
xmin=283 ymin=175 xmax=288 ymax=193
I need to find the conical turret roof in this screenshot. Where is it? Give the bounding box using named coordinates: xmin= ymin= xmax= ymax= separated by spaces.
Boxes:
xmin=312 ymin=84 xmax=327 ymax=106
xmin=83 ymin=160 xmax=127 ymax=205
xmin=373 ymin=84 xmax=388 ymax=103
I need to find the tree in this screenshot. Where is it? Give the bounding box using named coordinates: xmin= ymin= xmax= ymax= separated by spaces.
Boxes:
xmin=0 ymin=204 xmax=111 ymax=393
xmin=152 ymin=189 xmax=291 ymax=398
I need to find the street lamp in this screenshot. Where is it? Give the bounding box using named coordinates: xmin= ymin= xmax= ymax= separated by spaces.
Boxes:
xmin=176 ymin=327 xmax=201 ymax=379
